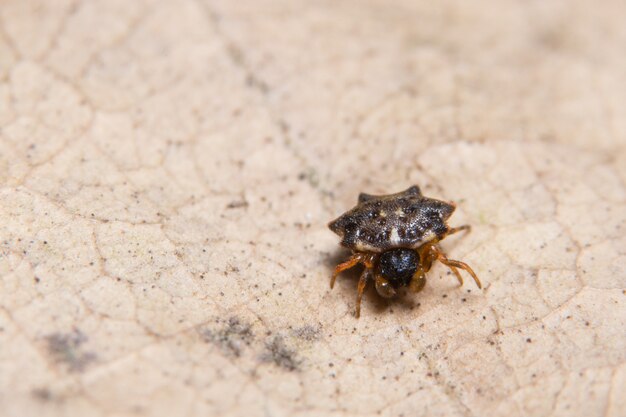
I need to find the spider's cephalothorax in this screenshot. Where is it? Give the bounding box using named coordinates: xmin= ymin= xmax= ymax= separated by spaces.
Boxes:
xmin=329 ymin=185 xmax=482 ymax=318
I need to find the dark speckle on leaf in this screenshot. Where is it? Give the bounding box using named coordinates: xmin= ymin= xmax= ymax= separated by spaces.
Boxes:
xmin=261 ymin=335 xmax=300 ymax=371
xmin=226 ymin=199 xmax=249 ymax=209
xmin=201 ymin=317 xmax=254 ymax=357
xmin=31 ymin=388 xmax=52 ymax=401
xmin=291 ymin=325 xmax=321 ymax=341
xmin=45 ymin=329 xmax=96 ymax=372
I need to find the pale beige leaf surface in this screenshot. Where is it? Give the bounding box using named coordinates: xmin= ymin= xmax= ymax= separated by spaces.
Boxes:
xmin=1 ymin=1 xmax=625 ymax=416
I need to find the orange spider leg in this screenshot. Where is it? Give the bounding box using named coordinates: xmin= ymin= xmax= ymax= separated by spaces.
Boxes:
xmin=330 ymin=255 xmax=361 ymax=289
xmin=355 ymin=269 xmax=372 ymax=318
xmin=448 ymin=265 xmax=464 ymax=286
xmin=430 ymin=246 xmax=482 ymax=289
xmin=418 ymin=243 xmax=437 ymax=273
xmin=446 ymin=224 xmax=471 ymax=237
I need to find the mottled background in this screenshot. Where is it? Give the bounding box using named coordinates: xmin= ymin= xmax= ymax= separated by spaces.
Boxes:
xmin=0 ymin=1 xmax=625 ymax=416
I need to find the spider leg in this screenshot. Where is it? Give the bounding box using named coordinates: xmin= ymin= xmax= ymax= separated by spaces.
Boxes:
xmin=355 ymin=268 xmax=372 ymax=318
xmin=448 ymin=265 xmax=464 ymax=286
xmin=430 ymin=246 xmax=482 ymax=289
xmin=330 ymin=255 xmax=361 ymax=289
xmin=446 ymin=224 xmax=471 ymax=237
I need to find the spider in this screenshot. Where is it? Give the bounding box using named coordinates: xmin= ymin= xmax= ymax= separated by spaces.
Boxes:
xmin=328 ymin=185 xmax=481 ymax=318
